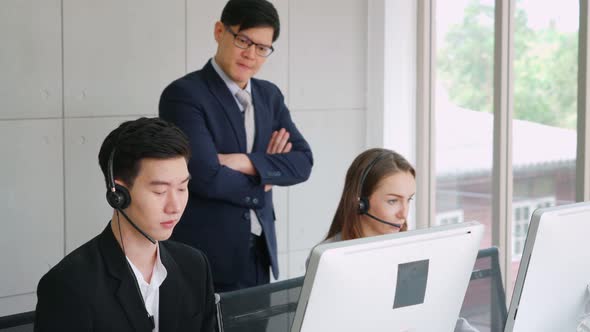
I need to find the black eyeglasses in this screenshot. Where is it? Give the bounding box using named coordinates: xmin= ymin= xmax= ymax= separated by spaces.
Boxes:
xmin=225 ymin=26 xmax=274 ymax=57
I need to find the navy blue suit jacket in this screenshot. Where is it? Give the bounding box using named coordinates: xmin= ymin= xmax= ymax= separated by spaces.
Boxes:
xmin=159 ymin=60 xmax=313 ymax=284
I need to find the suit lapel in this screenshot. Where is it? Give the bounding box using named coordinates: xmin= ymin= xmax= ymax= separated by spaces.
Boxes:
xmin=99 ymin=225 xmax=153 ymax=332
xmin=158 ymin=243 xmax=182 ymax=332
xmin=251 ymin=81 xmax=270 ymax=152
xmin=203 ymin=61 xmax=247 ymax=152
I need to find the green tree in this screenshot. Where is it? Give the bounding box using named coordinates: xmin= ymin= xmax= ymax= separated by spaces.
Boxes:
xmin=437 ymin=0 xmax=578 ymax=129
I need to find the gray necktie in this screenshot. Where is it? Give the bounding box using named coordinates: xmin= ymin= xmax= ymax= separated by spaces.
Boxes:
xmin=235 ymin=89 xmax=262 ymax=236
xmin=235 ymin=90 xmax=255 ymax=153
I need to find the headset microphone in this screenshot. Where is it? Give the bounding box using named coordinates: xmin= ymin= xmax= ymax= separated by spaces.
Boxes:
xmin=117 ymin=208 xmax=156 ymax=244
xmin=363 ymin=212 xmax=402 ymax=229
xmin=357 ymin=151 xmax=402 ymax=229
xmin=106 ymin=148 xmax=156 ymax=244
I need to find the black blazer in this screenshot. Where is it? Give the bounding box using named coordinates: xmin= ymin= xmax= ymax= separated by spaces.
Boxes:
xmin=34 ymin=224 xmax=216 ymax=332
xmin=159 ymin=60 xmax=313 ymax=284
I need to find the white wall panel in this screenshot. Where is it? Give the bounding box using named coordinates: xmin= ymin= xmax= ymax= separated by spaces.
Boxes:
xmin=0 ymin=120 xmax=63 ymax=316
xmin=63 ymin=0 xmax=185 ymax=117
xmin=64 ymin=117 xmax=138 ymax=253
xmin=288 ymin=109 xmax=365 ymax=252
xmin=0 ymin=0 xmax=62 ymax=119
xmin=186 ymin=0 xmax=226 ymax=72
xmin=255 ymin=0 xmax=289 ymax=97
xmin=0 ymin=294 xmax=36 ymax=317
xmin=287 ymin=249 xmax=309 ymax=279
xmin=289 ymin=0 xmax=367 ymax=110
xmin=187 ymin=0 xmax=289 ymax=100
xmin=273 ymin=186 xmax=289 ymax=254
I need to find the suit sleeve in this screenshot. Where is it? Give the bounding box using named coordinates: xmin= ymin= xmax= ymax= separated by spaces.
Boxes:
xmin=34 ymin=272 xmax=92 ymax=331
xmin=247 ymin=85 xmax=313 ymax=186
xmin=160 ymin=82 xmax=266 ymax=208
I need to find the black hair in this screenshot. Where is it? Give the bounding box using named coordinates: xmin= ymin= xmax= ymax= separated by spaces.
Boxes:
xmin=221 ymin=0 xmax=280 ymax=42
xmin=98 ymin=117 xmax=191 ymax=188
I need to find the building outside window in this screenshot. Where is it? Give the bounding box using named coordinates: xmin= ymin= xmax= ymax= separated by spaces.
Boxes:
xmin=511 ymin=196 xmax=556 ymax=258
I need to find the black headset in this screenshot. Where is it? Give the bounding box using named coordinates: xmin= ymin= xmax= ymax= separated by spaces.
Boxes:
xmin=357 ymin=151 xmax=402 ymax=229
xmin=357 ymin=152 xmax=390 ymax=214
xmin=106 ymin=137 xmax=156 ymax=329
xmin=106 ymin=145 xmax=156 ymax=244
xmin=106 ymin=148 xmax=132 ymax=210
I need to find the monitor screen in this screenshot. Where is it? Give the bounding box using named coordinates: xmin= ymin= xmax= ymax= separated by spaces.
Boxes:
xmin=292 ymin=222 xmax=484 ymax=332
xmin=505 ymin=202 xmax=590 ymax=331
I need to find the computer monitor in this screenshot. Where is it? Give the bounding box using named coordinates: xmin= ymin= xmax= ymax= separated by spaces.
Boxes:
xmin=505 ymin=202 xmax=590 ymax=331
xmin=291 ymin=222 xmax=484 ymax=332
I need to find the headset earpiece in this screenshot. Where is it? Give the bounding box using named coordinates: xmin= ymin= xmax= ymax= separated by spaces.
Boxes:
xmin=357 ymin=152 xmax=389 ymax=215
xmin=106 ymin=184 xmax=131 ymax=210
xmin=106 ymin=147 xmax=132 ymax=210
xmin=358 ymin=196 xmax=370 ymax=214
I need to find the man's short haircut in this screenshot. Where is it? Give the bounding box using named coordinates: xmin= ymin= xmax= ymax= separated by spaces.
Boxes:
xmin=98 ymin=117 xmax=191 ymax=188
xmin=221 ymin=0 xmax=280 ymax=42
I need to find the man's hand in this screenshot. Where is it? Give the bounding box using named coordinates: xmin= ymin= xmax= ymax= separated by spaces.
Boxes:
xmin=218 ymin=153 xmax=256 ymax=175
xmin=267 ymin=128 xmax=292 ymax=154
xmin=218 ymin=129 xmax=292 ymax=191
xmin=264 ymin=128 xmax=292 ymax=192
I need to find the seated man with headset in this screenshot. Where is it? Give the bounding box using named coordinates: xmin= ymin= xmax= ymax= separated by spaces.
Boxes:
xmin=34 ymin=117 xmax=215 ymax=331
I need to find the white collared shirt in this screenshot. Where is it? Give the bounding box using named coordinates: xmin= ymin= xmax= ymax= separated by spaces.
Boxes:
xmin=211 ymin=57 xmax=252 ymax=111
xmin=126 ymin=245 xmax=168 ymax=332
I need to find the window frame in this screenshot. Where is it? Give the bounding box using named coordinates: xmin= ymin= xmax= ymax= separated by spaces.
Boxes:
xmin=413 ymin=0 xmax=590 ymax=295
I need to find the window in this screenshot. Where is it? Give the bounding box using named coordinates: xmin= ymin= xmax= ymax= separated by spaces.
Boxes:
xmin=418 ymin=0 xmax=582 ymax=295
xmin=511 ymin=0 xmax=578 ymax=290
xmin=436 ymin=209 xmax=465 ymax=226
xmin=435 ymin=0 xmax=495 ymax=249
xmin=511 ymin=197 xmax=556 ymax=259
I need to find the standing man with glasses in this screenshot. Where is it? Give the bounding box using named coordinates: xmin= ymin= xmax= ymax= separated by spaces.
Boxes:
xmin=159 ymin=0 xmax=313 ymax=292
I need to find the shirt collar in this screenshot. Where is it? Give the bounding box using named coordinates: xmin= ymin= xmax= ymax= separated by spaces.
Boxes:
xmin=126 ymin=244 xmax=168 ymax=289
xmin=151 ymin=244 xmax=168 ymax=288
xmin=211 ymin=57 xmax=251 ymax=96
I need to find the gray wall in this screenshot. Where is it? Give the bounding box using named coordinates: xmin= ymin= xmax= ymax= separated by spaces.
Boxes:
xmin=0 ymin=0 xmax=380 ymax=316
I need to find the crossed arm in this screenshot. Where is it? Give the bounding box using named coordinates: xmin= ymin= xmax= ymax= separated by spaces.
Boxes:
xmin=218 ymin=128 xmax=292 ymax=192
xmin=159 ymin=82 xmax=312 ymax=208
